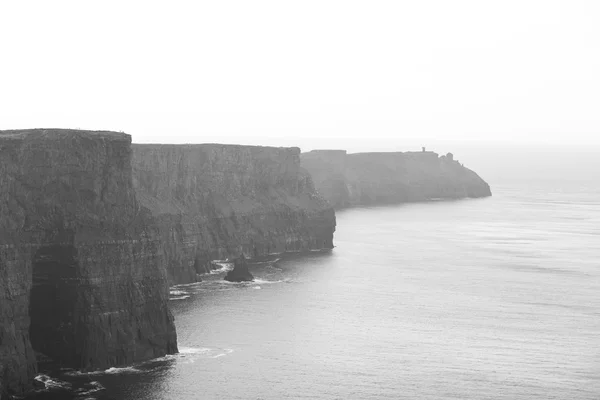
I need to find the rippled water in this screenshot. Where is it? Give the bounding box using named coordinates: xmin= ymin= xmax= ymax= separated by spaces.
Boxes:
xmin=29 ymin=182 xmax=600 ymax=399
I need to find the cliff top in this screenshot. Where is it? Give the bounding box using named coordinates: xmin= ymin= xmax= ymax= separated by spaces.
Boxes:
xmin=0 ymin=129 xmax=130 ymax=142
xmin=349 ymin=151 xmax=439 ymax=156
xmin=303 ymin=149 xmax=348 ymax=154
xmin=133 ymin=143 xmax=300 ymax=153
xmin=302 ymin=149 xmax=439 ymax=157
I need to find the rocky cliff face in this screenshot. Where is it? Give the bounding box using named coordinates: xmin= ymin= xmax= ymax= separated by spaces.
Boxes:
xmin=132 ymin=144 xmax=336 ymax=284
xmin=301 ymin=150 xmax=491 ymax=208
xmin=0 ymin=130 xmax=177 ymax=397
xmin=0 ymin=131 xmax=338 ymax=396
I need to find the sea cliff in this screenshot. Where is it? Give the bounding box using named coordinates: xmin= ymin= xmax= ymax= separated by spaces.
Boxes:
xmin=0 ymin=130 xmax=177 ymax=397
xmin=301 ymin=150 xmax=491 ymax=208
xmin=0 ymin=130 xmax=336 ymax=397
xmin=132 ymin=144 xmax=336 ymax=284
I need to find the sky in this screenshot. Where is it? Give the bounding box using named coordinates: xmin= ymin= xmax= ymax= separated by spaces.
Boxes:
xmin=1 ymin=0 xmax=599 ymax=154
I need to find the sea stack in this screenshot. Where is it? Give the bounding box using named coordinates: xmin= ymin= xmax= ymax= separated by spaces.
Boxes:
xmin=224 ymin=256 xmax=255 ymax=282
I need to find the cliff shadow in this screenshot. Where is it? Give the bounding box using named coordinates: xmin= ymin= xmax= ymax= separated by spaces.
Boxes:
xmin=29 ymin=245 xmax=81 ymax=367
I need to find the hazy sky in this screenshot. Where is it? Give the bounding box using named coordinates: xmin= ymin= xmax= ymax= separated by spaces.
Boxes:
xmin=2 ymin=0 xmax=599 ymax=151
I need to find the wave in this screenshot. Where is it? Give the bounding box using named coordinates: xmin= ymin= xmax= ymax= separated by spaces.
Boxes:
xmin=34 ymin=375 xmax=105 ymax=399
xmin=35 ymin=374 xmax=72 ymax=390
xmin=171 ymin=281 xmax=203 ymax=288
xmin=103 ymin=366 xmax=143 ymax=375
xmin=170 ymin=289 xmax=188 ymax=296
xmin=75 ymin=381 xmax=105 ymax=396
xmin=178 ymin=347 xmax=212 ymax=354
xmin=253 ymin=278 xmax=287 ymax=285
xmin=209 ymin=261 xmax=234 ymax=274
xmin=60 ymin=347 xmax=214 ymax=382
xmin=64 ymin=366 xmax=142 ymax=377
xmin=169 ymin=295 xmax=191 ymax=300
xmin=51 ymin=347 xmax=231 ymax=394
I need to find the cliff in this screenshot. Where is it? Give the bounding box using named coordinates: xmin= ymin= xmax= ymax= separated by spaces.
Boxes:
xmin=0 ymin=129 xmax=177 ymax=397
xmin=301 ymin=150 xmax=491 ymax=208
xmin=0 ymin=130 xmax=338 ymax=396
xmin=132 ymin=144 xmax=336 ymax=284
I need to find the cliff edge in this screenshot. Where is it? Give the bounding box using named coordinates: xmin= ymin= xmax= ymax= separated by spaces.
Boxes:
xmin=301 ymin=149 xmax=491 ymax=208
xmin=0 ymin=129 xmax=177 ymax=397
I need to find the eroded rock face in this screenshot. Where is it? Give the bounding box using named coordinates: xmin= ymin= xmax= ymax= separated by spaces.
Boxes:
xmin=132 ymin=144 xmax=336 ymax=284
xmin=301 ymin=150 xmax=491 ymax=208
xmin=0 ymin=130 xmax=340 ymax=396
xmin=224 ymin=257 xmax=254 ymax=282
xmin=0 ymin=129 xmax=177 ymax=397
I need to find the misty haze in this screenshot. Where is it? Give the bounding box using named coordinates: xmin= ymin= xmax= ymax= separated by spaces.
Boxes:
xmin=1 ymin=1 xmax=599 ymax=400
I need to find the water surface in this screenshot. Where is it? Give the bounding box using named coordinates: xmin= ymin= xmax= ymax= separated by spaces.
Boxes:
xmin=31 ymin=182 xmax=600 ymax=399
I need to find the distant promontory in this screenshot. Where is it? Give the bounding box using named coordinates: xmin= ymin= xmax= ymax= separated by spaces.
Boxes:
xmin=301 ymin=149 xmax=491 ymax=208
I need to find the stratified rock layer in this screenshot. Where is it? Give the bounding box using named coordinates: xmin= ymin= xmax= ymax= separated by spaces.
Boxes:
xmin=301 ymin=150 xmax=491 ymax=208
xmin=132 ymin=144 xmax=336 ymax=284
xmin=0 ymin=129 xmax=177 ymax=397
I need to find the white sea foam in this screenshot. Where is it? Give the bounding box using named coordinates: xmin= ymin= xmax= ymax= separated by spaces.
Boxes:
xmin=209 ymin=261 xmax=233 ymax=274
xmin=173 ymin=347 xmax=216 ymax=365
xmin=171 ymin=281 xmax=203 ymax=288
xmin=216 ymin=278 xmax=286 ymax=287
xmin=35 ymin=374 xmax=72 ymax=390
xmin=178 ymin=347 xmax=212 ymax=354
xmin=63 ymin=370 xmax=87 ymax=377
xmin=219 ymin=279 xmax=242 ymax=285
xmin=75 ymin=381 xmax=105 ymax=396
xmin=169 ymin=295 xmax=191 ymax=300
xmin=103 ymin=366 xmax=142 ymax=374
xmin=61 ymin=349 xmax=211 ymax=379
xmin=64 ymin=366 xmax=142 ymax=377
xmin=253 ymin=279 xmax=284 ymax=285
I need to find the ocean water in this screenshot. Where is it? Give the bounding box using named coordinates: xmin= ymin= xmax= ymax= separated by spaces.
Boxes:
xmin=28 ymin=181 xmax=600 ymax=400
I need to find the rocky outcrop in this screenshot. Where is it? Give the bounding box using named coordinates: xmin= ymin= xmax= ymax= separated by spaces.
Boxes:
xmin=132 ymin=144 xmax=336 ymax=284
xmin=0 ymin=129 xmax=177 ymax=397
xmin=224 ymin=257 xmax=254 ymax=282
xmin=301 ymin=150 xmax=491 ymax=208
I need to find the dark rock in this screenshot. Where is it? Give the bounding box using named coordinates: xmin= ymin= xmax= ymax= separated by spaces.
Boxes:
xmin=301 ymin=149 xmax=491 ymax=208
xmin=131 ymin=144 xmax=336 ymax=284
xmin=0 ymin=129 xmax=178 ymax=397
xmin=224 ymin=257 xmax=255 ymax=282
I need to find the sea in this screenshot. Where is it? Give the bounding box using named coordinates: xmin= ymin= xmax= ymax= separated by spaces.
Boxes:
xmin=25 ymin=150 xmax=600 ymax=400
